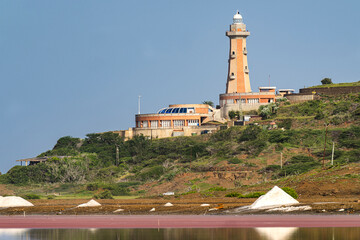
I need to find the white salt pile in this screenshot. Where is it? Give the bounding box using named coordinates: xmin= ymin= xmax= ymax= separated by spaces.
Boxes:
xmin=0 ymin=196 xmax=34 ymax=208
xmin=249 ymin=186 xmax=299 ymax=209
xmin=113 ymin=208 xmax=124 ymax=213
xmin=149 ymin=208 xmax=155 ymax=212
xmin=164 ymin=202 xmax=173 ymax=207
xmin=77 ymin=199 xmax=101 ymax=208
xmin=266 ymin=206 xmax=312 ymax=212
xmin=200 ymin=204 xmax=210 ymax=207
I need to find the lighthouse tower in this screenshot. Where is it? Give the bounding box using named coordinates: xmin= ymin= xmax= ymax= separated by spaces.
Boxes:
xmin=225 ymin=11 xmax=251 ymax=94
xmin=219 ymin=12 xmax=276 ymax=118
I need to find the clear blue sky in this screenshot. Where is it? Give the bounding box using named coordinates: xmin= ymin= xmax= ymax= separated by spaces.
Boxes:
xmin=1 ymin=0 xmax=359 ymax=173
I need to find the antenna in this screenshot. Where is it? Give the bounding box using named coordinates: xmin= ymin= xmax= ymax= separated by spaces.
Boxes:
xmin=138 ymin=95 xmax=141 ymax=114
xmin=268 ymin=74 xmax=271 ymax=87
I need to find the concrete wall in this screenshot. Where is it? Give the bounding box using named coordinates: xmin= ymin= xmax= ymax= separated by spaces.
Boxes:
xmin=300 ymin=86 xmax=360 ymax=95
xmin=220 ymin=103 xmax=267 ymax=118
xmin=113 ymin=126 xmax=219 ymax=140
xmin=284 ymin=94 xmax=315 ymax=103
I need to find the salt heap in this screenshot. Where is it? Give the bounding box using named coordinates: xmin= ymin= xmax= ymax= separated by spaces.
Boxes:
xmin=0 ymin=196 xmax=34 ymax=207
xmin=77 ymin=199 xmax=101 ymax=208
xmin=249 ymin=186 xmax=299 ymax=209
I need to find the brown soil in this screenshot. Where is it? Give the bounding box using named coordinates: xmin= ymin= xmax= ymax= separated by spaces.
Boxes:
xmin=1 ymin=162 xmax=359 ymax=216
xmin=0 ymin=195 xmax=359 ymax=215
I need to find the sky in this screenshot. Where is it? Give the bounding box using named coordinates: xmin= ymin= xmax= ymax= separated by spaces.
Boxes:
xmin=1 ymin=0 xmax=359 ymax=173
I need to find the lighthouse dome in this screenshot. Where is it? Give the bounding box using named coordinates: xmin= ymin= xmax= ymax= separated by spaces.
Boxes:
xmin=233 ymin=11 xmax=243 ymax=24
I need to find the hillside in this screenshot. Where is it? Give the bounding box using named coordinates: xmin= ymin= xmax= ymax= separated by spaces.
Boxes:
xmin=0 ymin=92 xmax=359 ymax=200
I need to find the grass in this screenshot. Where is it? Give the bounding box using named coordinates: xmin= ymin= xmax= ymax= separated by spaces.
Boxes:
xmin=309 ymin=82 xmax=360 ymax=88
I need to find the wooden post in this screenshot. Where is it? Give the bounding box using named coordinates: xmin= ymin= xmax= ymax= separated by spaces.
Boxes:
xmin=280 ymin=152 xmax=283 ymax=169
xmin=331 ymin=142 xmax=335 ymax=166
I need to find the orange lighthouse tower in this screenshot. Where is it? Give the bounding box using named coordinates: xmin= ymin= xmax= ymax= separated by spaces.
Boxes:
xmin=220 ymin=11 xmax=276 ymax=118
xmin=226 ymin=11 xmax=251 ymax=94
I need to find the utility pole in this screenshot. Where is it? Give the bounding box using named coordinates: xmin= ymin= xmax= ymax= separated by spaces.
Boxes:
xmin=280 ymin=152 xmax=283 ymax=169
xmin=268 ymin=74 xmax=271 ymax=87
xmin=116 ymin=145 xmax=119 ymax=166
xmin=323 ymin=124 xmax=329 ymax=169
xmin=331 ymin=142 xmax=335 ymax=166
xmin=138 ymin=95 xmax=141 ymax=114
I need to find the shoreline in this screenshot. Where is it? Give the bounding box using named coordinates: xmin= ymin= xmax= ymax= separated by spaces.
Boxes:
xmin=1 ymin=215 xmax=360 ymax=229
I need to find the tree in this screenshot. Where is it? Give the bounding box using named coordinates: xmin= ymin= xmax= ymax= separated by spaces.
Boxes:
xmin=202 ymin=101 xmax=214 ymax=107
xmin=321 ymin=78 xmax=333 ymax=85
xmin=228 ymin=110 xmax=241 ymax=120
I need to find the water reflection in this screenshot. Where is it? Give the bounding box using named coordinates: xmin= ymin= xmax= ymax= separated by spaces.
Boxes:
xmin=1 ymin=227 xmax=360 ymax=240
xmin=256 ymin=227 xmax=298 ymax=240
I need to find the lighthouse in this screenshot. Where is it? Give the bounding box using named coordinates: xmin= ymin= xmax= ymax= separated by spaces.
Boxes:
xmin=220 ymin=11 xmax=276 ymax=118
xmin=226 ymin=11 xmax=251 ymax=94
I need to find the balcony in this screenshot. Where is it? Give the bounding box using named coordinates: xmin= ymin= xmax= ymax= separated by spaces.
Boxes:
xmin=244 ymin=67 xmax=249 ymax=74
xmin=229 ymin=74 xmax=236 ymax=80
xmin=230 ymin=52 xmax=236 ymax=59
xmin=243 ymin=48 xmax=248 ymax=55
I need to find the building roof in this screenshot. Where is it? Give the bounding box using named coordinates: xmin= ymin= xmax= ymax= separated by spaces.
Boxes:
xmin=259 ymin=87 xmax=277 ymax=90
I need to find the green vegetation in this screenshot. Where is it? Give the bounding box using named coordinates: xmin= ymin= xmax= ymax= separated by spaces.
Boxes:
xmin=1 ymin=91 xmax=359 ymax=199
xmin=202 ymin=100 xmax=214 ymax=107
xmin=239 ymin=192 xmax=265 ymax=198
xmin=321 ymin=78 xmax=333 ymax=85
xmin=281 ymin=187 xmax=298 ymax=199
xmin=259 ymin=103 xmax=279 ymax=119
xmin=22 ymin=193 xmax=41 ymax=199
xmin=228 ymin=110 xmax=242 ymax=120
xmin=309 ymin=81 xmax=360 ymax=88
xmin=225 ymin=192 xmax=242 ymax=197
xmin=94 ymin=190 xmax=113 ymax=199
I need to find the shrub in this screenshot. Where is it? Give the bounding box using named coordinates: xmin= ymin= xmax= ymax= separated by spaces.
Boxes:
xmin=94 ymin=190 xmax=113 ymax=199
xmin=240 ymin=192 xmax=265 ymax=198
xmin=207 ymin=186 xmax=227 ymax=192
xmin=228 ymin=158 xmax=242 ymax=164
xmin=47 ymin=195 xmax=55 ymax=199
xmin=23 ymin=194 xmax=41 ymax=199
xmin=262 ymin=164 xmax=281 ymax=173
xmin=225 ymin=192 xmax=242 ymax=197
xmin=86 ymin=183 xmax=99 ymax=191
xmin=111 ymin=186 xmax=130 ymax=196
xmin=281 ymin=187 xmax=298 ymax=199
xmin=278 ymin=155 xmax=320 ymax=177
xmin=321 ymin=78 xmax=332 ymax=85
xmin=136 ymin=166 xmax=165 ymax=181
xmin=278 ymin=119 xmax=292 ymax=129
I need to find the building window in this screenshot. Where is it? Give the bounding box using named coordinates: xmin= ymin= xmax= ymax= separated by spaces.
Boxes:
xmin=248 ymin=98 xmax=259 ymax=104
xmin=179 ymin=108 xmax=187 ymax=113
xmin=150 ymin=120 xmax=158 ymax=128
xmin=188 ymin=119 xmax=199 ymax=126
xmin=173 ymin=120 xmax=185 ymax=127
xmin=187 ymin=108 xmax=195 ymax=113
xmin=161 ymin=120 xmax=171 ymax=128
xmin=172 ymin=108 xmax=180 ymax=113
xmin=241 ymin=99 xmax=246 ymax=104
xmin=142 ymin=121 xmax=148 ymax=128
xmin=137 ymin=121 xmax=141 ymax=128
